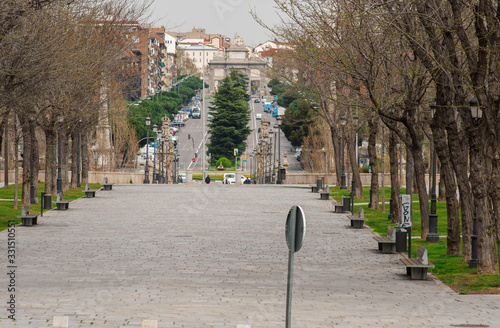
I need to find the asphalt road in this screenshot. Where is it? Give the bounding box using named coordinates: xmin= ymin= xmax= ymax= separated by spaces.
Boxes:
xmin=175 ymin=97 xmax=304 ymax=173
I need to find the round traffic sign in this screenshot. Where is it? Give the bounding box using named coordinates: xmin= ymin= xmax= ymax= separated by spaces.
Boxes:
xmin=285 ymin=205 xmax=306 ymax=252
xmin=192 ymin=158 xmax=196 ymax=163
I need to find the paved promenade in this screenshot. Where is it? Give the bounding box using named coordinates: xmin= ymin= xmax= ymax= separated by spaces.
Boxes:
xmin=0 ymin=184 xmax=498 ymax=327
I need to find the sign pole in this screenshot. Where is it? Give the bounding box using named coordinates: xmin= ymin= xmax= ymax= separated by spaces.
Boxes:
xmin=285 ymin=206 xmax=296 ymax=328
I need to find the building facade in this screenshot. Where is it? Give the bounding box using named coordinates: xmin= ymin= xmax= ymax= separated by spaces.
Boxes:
xmin=208 ymin=35 xmax=269 ymax=95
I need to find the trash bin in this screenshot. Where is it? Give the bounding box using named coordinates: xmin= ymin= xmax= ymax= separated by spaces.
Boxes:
xmin=342 ymin=196 xmax=351 ymax=212
xmin=43 ymin=194 xmax=52 ymax=210
xmin=396 ymin=227 xmax=408 ymax=252
xmin=316 ymin=178 xmax=323 ymax=190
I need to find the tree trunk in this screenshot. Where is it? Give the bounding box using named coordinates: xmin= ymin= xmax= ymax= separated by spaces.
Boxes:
xmin=13 ymin=114 xmax=18 ymax=209
xmin=61 ymin=129 xmax=69 ymax=192
xmin=438 ymin=175 xmax=446 ymax=201
xmin=381 ymin=127 xmax=386 ymax=214
xmin=469 ymin=137 xmax=497 ymax=274
xmin=389 ymin=131 xmax=401 ymax=224
xmin=330 ymin=125 xmax=342 ymax=187
xmin=32 ymin=128 xmax=39 ymax=203
xmin=70 ymin=131 xmax=78 ymax=188
xmin=20 ymin=119 xmax=31 ymax=206
xmin=81 ymin=130 xmax=89 ymax=183
xmin=412 ymin=145 xmax=430 ymax=238
xmin=406 ymin=146 xmax=414 ymax=195
xmin=347 ymin=128 xmax=363 ymax=199
xmin=45 ymin=128 xmax=57 ymax=196
xmin=489 ymin=158 xmax=500 ymax=277
xmin=3 ymin=118 xmax=8 ymax=188
xmin=368 ymin=117 xmax=379 ymax=210
xmin=446 ymin=118 xmax=473 ymax=263
xmin=432 ymin=121 xmax=461 ymax=255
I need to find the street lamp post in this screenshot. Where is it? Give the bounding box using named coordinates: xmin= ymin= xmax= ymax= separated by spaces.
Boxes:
xmin=253 ymin=148 xmax=257 ymax=184
xmin=427 ymin=101 xmax=439 ymax=242
xmin=30 ymin=126 xmax=36 ymax=204
xmin=469 ymin=208 xmax=478 ymax=268
xmin=468 ymin=96 xmax=481 ymax=266
xmin=76 ymin=119 xmax=81 ymax=188
xmin=152 ymin=124 xmax=158 ymax=183
xmin=144 ymin=116 xmax=151 ymax=184
xmin=340 ymin=116 xmax=347 ymax=189
xmin=275 ymin=124 xmax=282 ymax=184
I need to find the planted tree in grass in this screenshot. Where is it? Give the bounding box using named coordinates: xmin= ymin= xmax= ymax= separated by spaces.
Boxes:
xmin=207 ymin=71 xmax=251 ymax=164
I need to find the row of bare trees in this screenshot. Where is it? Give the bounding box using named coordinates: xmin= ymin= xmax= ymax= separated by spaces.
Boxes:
xmin=0 ymin=0 xmax=150 ymax=206
xmin=258 ymin=0 xmax=500 ymax=275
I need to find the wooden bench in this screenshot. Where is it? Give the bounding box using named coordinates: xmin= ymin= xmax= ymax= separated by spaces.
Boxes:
xmin=400 ymin=246 xmax=435 ymax=280
xmin=373 ymin=226 xmax=396 ymax=253
xmin=347 ymin=208 xmax=366 ymax=228
xmin=320 ymin=192 xmax=330 ymax=200
xmin=311 ymin=186 xmax=319 ymax=193
xmin=17 ymin=206 xmax=39 ymax=226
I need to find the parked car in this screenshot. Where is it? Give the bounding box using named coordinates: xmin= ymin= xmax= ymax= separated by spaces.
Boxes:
xmin=223 ymin=173 xmax=235 ymax=184
xmin=223 ymin=173 xmax=250 ymax=184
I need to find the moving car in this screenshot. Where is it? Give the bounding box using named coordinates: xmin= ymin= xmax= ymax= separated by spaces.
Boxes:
xmin=256 ymin=113 xmax=262 ymax=120
xmin=192 ymin=108 xmax=201 ymax=119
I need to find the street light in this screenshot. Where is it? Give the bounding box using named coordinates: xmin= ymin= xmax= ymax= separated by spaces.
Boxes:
xmin=57 ymin=116 xmax=64 ymax=195
xmin=274 ymin=124 xmax=283 ymax=184
xmin=152 ymin=124 xmax=158 ymax=183
xmin=29 ymin=120 xmax=36 ymax=204
xmin=351 ymin=114 xmax=358 ymax=212
xmin=427 ymin=101 xmax=439 ymax=242
xmin=469 ymin=96 xmax=481 ymax=267
xmin=340 ymin=116 xmax=347 ymax=189
xmin=144 ymin=116 xmax=151 ymax=184
xmin=76 ymin=119 xmax=82 ymax=188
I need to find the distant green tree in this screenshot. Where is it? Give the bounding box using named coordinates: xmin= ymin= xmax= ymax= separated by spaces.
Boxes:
xmin=229 ymin=69 xmax=250 ymax=101
xmin=267 ymin=78 xmax=280 ymax=88
xmin=281 ymin=99 xmax=316 ymax=146
xmin=207 ymin=73 xmax=251 ymax=164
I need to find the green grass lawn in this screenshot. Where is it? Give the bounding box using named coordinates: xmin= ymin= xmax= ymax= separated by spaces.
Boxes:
xmin=329 ymin=186 xmax=500 ymax=294
xmin=0 ymin=182 xmax=101 ymax=231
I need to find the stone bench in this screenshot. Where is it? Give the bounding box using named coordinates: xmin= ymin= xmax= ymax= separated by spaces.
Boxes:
xmin=102 ymin=183 xmax=113 ymax=191
xmin=17 ymin=206 xmax=39 ymax=226
xmin=347 ymin=207 xmax=366 ymax=228
xmin=319 ymin=191 xmax=330 ymax=200
xmin=83 ymin=190 xmax=97 ymax=198
xmin=54 ymin=200 xmax=71 ymax=210
xmin=373 ymin=226 xmax=396 ymax=253
xmin=400 ymin=246 xmax=435 ymax=280
xmin=347 ymin=215 xmax=366 ymax=228
xmin=311 ymin=186 xmax=319 ymax=193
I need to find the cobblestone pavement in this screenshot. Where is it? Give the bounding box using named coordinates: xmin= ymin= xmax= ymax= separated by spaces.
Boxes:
xmin=0 ymin=184 xmax=498 ymax=327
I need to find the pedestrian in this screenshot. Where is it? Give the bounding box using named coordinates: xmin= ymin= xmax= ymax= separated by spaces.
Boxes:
xmin=205 ymin=175 xmax=211 ymax=184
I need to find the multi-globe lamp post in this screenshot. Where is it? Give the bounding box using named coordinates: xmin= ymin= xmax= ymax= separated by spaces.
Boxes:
xmin=144 ymin=116 xmax=151 ymax=184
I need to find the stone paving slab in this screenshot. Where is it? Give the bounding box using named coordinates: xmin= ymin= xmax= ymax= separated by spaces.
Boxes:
xmin=0 ymin=184 xmax=498 ymax=327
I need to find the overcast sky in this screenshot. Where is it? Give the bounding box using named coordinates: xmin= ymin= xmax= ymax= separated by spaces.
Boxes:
xmin=149 ymin=0 xmax=282 ymax=46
